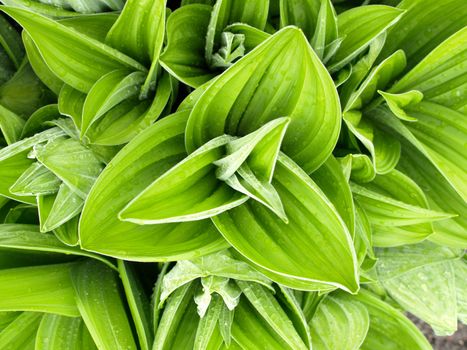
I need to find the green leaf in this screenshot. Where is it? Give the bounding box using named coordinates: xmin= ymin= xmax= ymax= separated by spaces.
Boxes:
xmin=0 ymin=312 xmax=42 ymax=350
xmin=58 ymin=85 xmax=85 ymax=130
xmin=379 ymin=90 xmax=423 ymax=122
xmin=311 ymin=155 xmax=355 ymax=236
xmin=389 ymin=26 xmax=467 ymax=113
xmin=378 ymin=0 xmax=467 ymax=71
xmin=186 ymin=26 xmax=341 ymax=174
xmin=328 ymin=5 xmax=404 ymax=72
xmin=453 ymin=259 xmax=467 ymax=323
xmin=34 ymin=137 xmax=103 ymax=199
xmin=0 ymin=6 xmax=146 ymax=93
xmin=79 ymin=112 xmax=227 ymax=261
xmin=0 ymin=127 xmax=65 ymax=162
xmin=214 ymin=154 xmax=359 ymax=293
xmin=345 ymin=49 xmax=406 ymax=112
xmin=9 ymin=162 xmax=60 ymax=197
xmin=0 ymin=60 xmax=54 ymax=117
xmin=53 ymin=215 xmax=79 ymax=246
xmin=193 ymin=294 xmax=223 ymax=350
xmin=218 ymin=304 xmax=234 ymax=347
xmin=81 ymin=69 xmax=146 ymax=136
xmin=0 ymin=262 xmax=79 ymax=316
xmin=0 ymin=151 xmax=35 ymax=204
xmin=397 ymin=144 xmax=467 ymax=247
xmin=41 ymin=183 xmax=84 ymax=232
xmin=309 ymin=292 xmax=369 ymax=350
xmin=237 ymin=281 xmax=308 ymax=350
xmin=376 ymin=243 xmax=461 ymax=335
xmin=1 ymin=0 xmax=123 ymax=16
xmin=119 ymin=135 xmax=246 ymax=224
xmin=0 ymin=13 xmax=24 ymax=69
xmin=71 ymin=260 xmax=137 ymax=350
xmin=343 ymin=110 xmax=401 ymax=174
xmin=36 ymin=314 xmax=97 ymax=350
xmin=0 ymin=311 xmax=20 ymax=333
xmin=0 ymin=105 xmax=24 ymax=145
xmin=0 ymin=224 xmax=114 ymax=267
xmin=310 ymin=0 xmax=338 ymax=59
xmin=279 ymin=0 xmax=320 ymax=40
xmin=22 ymin=31 xmax=63 ymax=95
xmin=105 ymin=0 xmax=166 ymax=97
xmin=159 ymin=250 xmax=272 ymax=306
xmin=355 ymin=290 xmax=431 ymax=350
xmin=230 ymin=295 xmax=301 ymax=350
xmin=372 ymin=102 xmax=467 ymax=201
xmin=160 ymin=4 xmax=215 ymax=88
xmin=21 ymin=104 xmax=61 ymax=138
xmin=153 ymin=282 xmax=199 ymax=350
xmin=118 ymin=260 xmax=153 ymax=350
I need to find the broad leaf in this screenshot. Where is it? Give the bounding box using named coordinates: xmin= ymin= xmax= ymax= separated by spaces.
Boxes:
xmin=213 ymin=154 xmax=359 ymax=293
xmin=79 ymin=112 xmax=228 ymax=261
xmin=0 ymin=312 xmax=42 ymax=350
xmin=186 ymin=26 xmax=341 ymax=174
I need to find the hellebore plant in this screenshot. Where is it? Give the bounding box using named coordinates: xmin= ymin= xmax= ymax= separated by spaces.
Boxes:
xmin=0 ymin=0 xmax=465 ymax=349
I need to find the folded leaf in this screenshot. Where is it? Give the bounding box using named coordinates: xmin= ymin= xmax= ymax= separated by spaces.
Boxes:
xmin=119 ymin=135 xmax=246 ymax=224
xmin=81 ymin=69 xmax=146 ymax=136
xmin=0 ymin=105 xmax=24 ymax=145
xmin=79 ymin=112 xmax=228 ymax=261
xmin=106 ymin=0 xmax=166 ymax=97
xmin=329 ymin=5 xmax=404 ymax=72
xmin=389 ymin=26 xmax=467 ymax=113
xmin=21 ymin=104 xmax=62 ymax=138
xmin=34 ymin=137 xmax=103 ymax=199
xmin=0 ymin=151 xmax=35 ymax=204
xmin=160 ymin=4 xmax=215 ymax=87
xmin=0 ymin=224 xmax=114 ymax=268
xmin=279 ymin=0 xmax=320 ymax=40
xmin=0 ymin=6 xmax=146 ymax=93
xmin=9 ymin=162 xmax=60 ymax=197
xmin=71 ymin=260 xmax=137 ymax=350
xmin=186 ymin=26 xmax=341 ymax=174
xmin=1 ymin=0 xmax=123 ymax=15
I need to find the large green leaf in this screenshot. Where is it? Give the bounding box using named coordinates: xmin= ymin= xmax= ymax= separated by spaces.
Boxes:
xmin=0 ymin=262 xmax=79 ymax=316
xmin=309 ymin=292 xmax=369 ymax=350
xmin=35 ymin=314 xmax=97 ymax=350
xmin=79 ymin=112 xmax=227 ymax=261
xmin=0 ymin=151 xmax=35 ymax=204
xmin=213 ymin=154 xmax=359 ymax=293
xmin=328 ymin=5 xmax=404 ymax=72
xmin=71 ymin=260 xmax=137 ymax=350
xmin=279 ymin=0 xmax=320 ymax=40
xmin=186 ymin=26 xmax=341 ymax=174
xmin=0 ymin=6 xmax=146 ymax=93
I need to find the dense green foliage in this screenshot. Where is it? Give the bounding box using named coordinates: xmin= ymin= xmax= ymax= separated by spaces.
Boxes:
xmin=0 ymin=0 xmax=465 ymax=349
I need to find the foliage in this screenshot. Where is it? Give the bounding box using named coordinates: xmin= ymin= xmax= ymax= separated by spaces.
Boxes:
xmin=0 ymin=0 xmax=465 ymax=349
